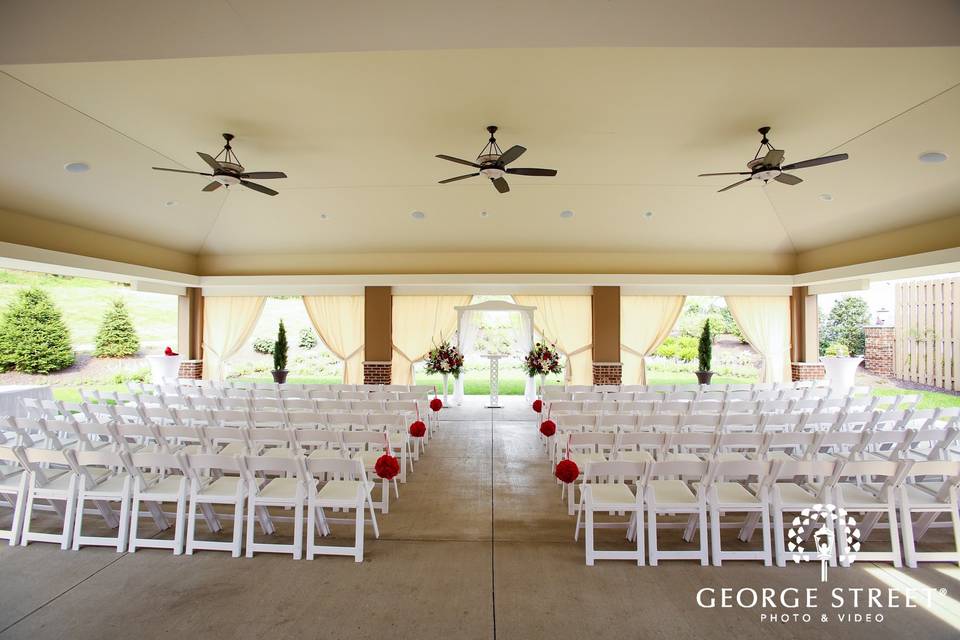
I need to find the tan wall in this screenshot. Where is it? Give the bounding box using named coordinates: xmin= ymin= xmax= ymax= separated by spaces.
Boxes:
xmin=796 ymin=213 xmax=960 ymax=273
xmin=196 ymin=250 xmax=797 ymax=276
xmin=0 ymin=207 xmax=198 ymax=274
xmin=591 ymin=286 xmax=620 ymax=362
xmin=364 ymin=286 xmax=392 ymax=361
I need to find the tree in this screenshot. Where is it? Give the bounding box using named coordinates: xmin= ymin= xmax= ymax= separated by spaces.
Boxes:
xmin=94 ymin=298 xmax=140 ymax=357
xmin=698 ymin=319 xmax=713 ymax=372
xmin=273 ymin=319 xmax=289 ymax=371
xmin=821 ymin=296 xmax=870 ymax=356
xmin=0 ymin=287 xmax=75 ymax=373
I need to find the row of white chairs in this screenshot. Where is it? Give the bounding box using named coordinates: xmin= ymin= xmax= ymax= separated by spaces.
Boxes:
xmin=544 ymin=386 xmax=871 ymax=404
xmin=0 ymin=446 xmax=382 ymax=561
xmin=544 ymin=379 xmax=831 ymax=398
xmin=174 ymin=380 xmax=435 ymax=394
xmin=571 ymin=456 xmax=960 ymax=568
xmin=543 ymin=394 xmax=920 ymax=418
xmin=89 ymin=386 xmax=432 ymax=403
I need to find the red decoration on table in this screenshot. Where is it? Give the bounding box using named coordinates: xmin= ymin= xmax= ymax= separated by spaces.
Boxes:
xmin=429 ymin=397 xmax=443 ymax=412
xmin=554 ymin=459 xmax=579 ymax=484
xmin=164 ymin=346 xmax=179 ymax=356
xmin=532 ymin=399 xmax=543 ymax=413
xmin=539 ymin=419 xmax=556 ymax=437
xmin=374 ymin=453 xmax=401 ymax=480
xmin=409 ymin=420 xmax=427 ymax=438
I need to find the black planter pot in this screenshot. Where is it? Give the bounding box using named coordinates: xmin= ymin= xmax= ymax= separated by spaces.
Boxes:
xmin=271 ymin=369 xmax=289 ymax=384
xmin=694 ymin=370 xmax=714 ymax=385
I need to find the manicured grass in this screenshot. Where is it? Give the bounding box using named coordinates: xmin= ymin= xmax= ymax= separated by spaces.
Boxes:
xmin=871 ymin=387 xmax=960 ymax=410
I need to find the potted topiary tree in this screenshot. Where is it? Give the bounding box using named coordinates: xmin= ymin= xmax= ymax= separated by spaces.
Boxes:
xmin=695 ymin=319 xmax=714 ymax=385
xmin=271 ymin=319 xmax=289 ymax=383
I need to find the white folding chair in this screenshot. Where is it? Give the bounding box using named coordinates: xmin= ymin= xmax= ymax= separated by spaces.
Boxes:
xmin=71 ymin=449 xmax=132 ymax=552
xmin=342 ymin=431 xmax=396 ymax=513
xmin=0 ymin=445 xmax=29 ymax=545
xmin=644 ymin=460 xmax=711 ymax=565
xmin=832 ymin=459 xmax=909 ymax=567
xmin=185 ymin=454 xmax=247 ymax=557
xmin=16 ymin=447 xmax=79 ymax=549
xmin=563 ymin=433 xmax=615 ymax=515
xmin=573 ymin=460 xmax=646 ymax=566
xmin=125 ymin=451 xmax=190 ymax=554
xmin=897 ymin=460 xmax=960 ymax=567
xmin=243 ymin=455 xmax=306 ymax=559
xmin=706 ymin=459 xmax=774 ymax=566
xmin=302 ymin=457 xmax=379 ymax=562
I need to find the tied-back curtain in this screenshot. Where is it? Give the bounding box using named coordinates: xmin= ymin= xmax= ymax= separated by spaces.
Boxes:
xmin=392 ymin=295 xmax=471 ymax=385
xmin=620 ymin=295 xmax=686 ymax=385
xmin=202 ymin=296 xmax=266 ymax=381
xmin=302 ymin=296 xmax=365 ymax=384
xmin=513 ymin=295 xmax=592 ymax=385
xmin=725 ymin=296 xmax=792 ymax=383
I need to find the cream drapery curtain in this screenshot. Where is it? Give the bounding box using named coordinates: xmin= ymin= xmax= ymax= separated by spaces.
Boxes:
xmin=513 ymin=295 xmax=593 ymax=385
xmin=620 ymin=295 xmax=686 ymax=385
xmin=302 ymin=296 xmax=365 ymax=384
xmin=725 ymin=296 xmax=792 ymax=383
xmin=202 ymin=296 xmax=266 ymax=381
xmin=391 ymin=295 xmax=472 ymax=385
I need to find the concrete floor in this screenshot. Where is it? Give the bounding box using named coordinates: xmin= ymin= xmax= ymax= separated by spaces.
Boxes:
xmin=1 ymin=396 xmax=959 ymax=639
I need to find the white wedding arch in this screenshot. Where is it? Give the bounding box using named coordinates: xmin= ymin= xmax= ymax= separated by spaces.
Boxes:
xmin=453 ymin=299 xmax=537 ymax=405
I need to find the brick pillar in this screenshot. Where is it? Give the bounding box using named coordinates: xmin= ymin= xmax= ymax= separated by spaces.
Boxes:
xmin=363 ymin=286 xmax=392 ymax=385
xmin=591 ymin=286 xmax=621 ymax=385
xmin=178 ymin=360 xmax=203 ymax=379
xmin=864 ymin=325 xmax=895 ymax=377
xmin=791 ymin=362 xmax=825 ymax=382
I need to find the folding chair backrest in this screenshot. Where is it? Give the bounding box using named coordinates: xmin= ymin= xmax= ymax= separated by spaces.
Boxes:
xmin=309 ymin=391 xmax=340 ymax=401
xmin=244 ymin=455 xmax=301 ymax=477
xmin=640 ymin=413 xmax=682 ymax=432
xmin=339 ymin=391 xmax=368 ymax=401
xmin=283 ymin=398 xmax=316 ymax=413
xmin=617 ymin=432 xmax=667 ymax=458
xmin=366 ymin=413 xmax=404 ymax=429
xmin=874 ymin=410 xmax=910 ymax=431
xmin=759 ymin=400 xmax=792 ymax=414
xmin=712 ymin=459 xmax=772 ymax=481
xmin=698 ymin=390 xmax=726 ymax=402
xmin=690 ymin=401 xmax=723 ymax=415
xmin=327 ymin=413 xmax=367 ymax=430
xmin=726 ymin=390 xmax=754 ymax=402
xmin=658 ymin=401 xmax=690 ymax=415
xmin=647 ymin=459 xmax=709 ymax=480
xmin=546 ymin=401 xmax=582 ymax=415
xmin=250 ymin=410 xmax=285 ymax=428
xmin=803 ymin=412 xmax=842 ymax=432
xmin=352 ymin=400 xmax=385 ymax=413
xmin=775 ymin=458 xmax=840 ymax=479
xmin=286 ymin=411 xmax=327 ymax=429
xmin=761 ymin=413 xmax=805 ymax=433
xmin=582 ymin=401 xmax=617 ymax=414
xmin=634 ymin=392 xmax=663 ymax=403
xmin=567 ymin=432 xmax=616 ymax=452
xmin=905 ymin=460 xmax=960 ymax=484
xmin=598 ymin=413 xmax=638 ymax=431
xmin=186 ymin=453 xmax=243 ymax=475
xmin=680 ymin=414 xmax=721 ymax=433
xmin=293 ymin=429 xmax=343 ymax=452
xmin=111 ymin=404 xmax=144 ymax=424
xmin=213 ymin=409 xmax=251 ymax=427
xmin=720 ymin=414 xmax=761 ymax=433
xmin=840 ymin=411 xmax=879 ymax=432
xmin=572 ymin=392 xmax=602 ymax=402
xmin=621 ymin=401 xmax=656 ymax=415
xmin=666 ymin=391 xmax=697 ymax=402
xmin=604 ymin=392 xmax=633 ymax=402
xmin=302 ymin=456 xmax=364 ymax=481
xmin=556 ymin=414 xmax=595 ymax=432
xmin=397 ymin=392 xmax=427 ymax=402
xmin=582 ymin=459 xmax=645 ymax=482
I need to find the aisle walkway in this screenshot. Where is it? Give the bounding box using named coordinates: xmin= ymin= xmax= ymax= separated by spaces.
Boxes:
xmin=0 ymin=397 xmax=956 ymax=639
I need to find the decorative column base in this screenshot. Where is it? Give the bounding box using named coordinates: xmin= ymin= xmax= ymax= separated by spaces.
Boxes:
xmin=178 ymin=359 xmax=203 ymax=380
xmin=791 ymin=362 xmax=826 ymax=382
xmin=363 ymin=361 xmax=392 ymax=385
xmin=592 ymin=362 xmax=622 ymax=385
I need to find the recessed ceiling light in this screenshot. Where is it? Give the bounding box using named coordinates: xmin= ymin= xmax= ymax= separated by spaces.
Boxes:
xmin=819 ymin=193 xmax=833 ymax=202
xmin=560 ymin=210 xmax=574 ymax=219
xmin=64 ymin=162 xmax=90 ymax=173
xmin=480 ymin=211 xmax=489 ymax=218
xmin=163 ymin=200 xmax=178 ymax=207
xmin=643 ymin=211 xmax=654 ymax=219
xmin=411 ymin=210 xmax=426 ymax=220
xmin=319 ymin=213 xmax=329 ymax=220
xmin=918 ymin=151 xmax=948 ymax=164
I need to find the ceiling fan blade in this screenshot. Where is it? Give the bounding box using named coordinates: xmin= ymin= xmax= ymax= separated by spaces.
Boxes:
xmin=492 ymin=177 xmax=510 ymax=193
xmin=718 ymin=178 xmax=752 ymax=193
xmin=436 ymin=154 xmax=481 ymax=168
xmin=240 ymin=171 xmax=287 ymax=179
xmin=505 ymin=167 xmax=557 ymax=177
xmin=781 ymin=153 xmax=849 ymax=171
xmin=439 ymin=172 xmax=480 ymax=184
xmin=152 ymin=167 xmax=213 ymax=177
xmin=762 ymin=149 xmax=785 ymax=166
xmin=498 ymin=145 xmax=526 ymax=166
xmin=774 ymin=173 xmax=803 ymax=185
xmin=202 ymin=181 xmax=222 ymax=192
xmin=240 ymin=180 xmax=278 ymax=196
xmin=698 ymin=171 xmax=751 ymax=177
xmin=197 ymin=152 xmax=221 ymax=171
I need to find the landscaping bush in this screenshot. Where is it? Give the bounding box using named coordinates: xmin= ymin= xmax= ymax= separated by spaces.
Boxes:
xmin=253 ymin=336 xmax=274 ymax=354
xmin=0 ymin=287 xmax=75 ymax=373
xmin=821 ymin=296 xmax=870 ymax=356
xmin=299 ymin=327 xmax=318 ymax=350
xmin=654 ymin=336 xmax=699 ymax=361
xmin=273 ymin=320 xmax=289 ymax=371
xmin=94 ymin=298 xmax=140 ymax=357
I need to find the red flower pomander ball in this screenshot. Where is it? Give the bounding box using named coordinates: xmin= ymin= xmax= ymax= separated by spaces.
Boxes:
xmin=375 ymin=454 xmax=401 ymax=480
xmin=409 ymin=420 xmax=427 ymax=438
xmin=430 ymin=397 xmax=443 ymax=412
xmin=539 ymin=419 xmax=556 ymax=437
xmin=555 ymin=459 xmax=579 ymax=484
xmin=532 ymin=399 xmax=543 ymax=413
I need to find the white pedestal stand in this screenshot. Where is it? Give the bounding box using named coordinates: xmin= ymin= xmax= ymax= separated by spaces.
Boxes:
xmin=453 ymin=376 xmax=464 ymax=406
xmin=820 ymin=356 xmax=863 ymax=395
xmin=147 ymin=355 xmax=182 ymax=385
xmin=441 ymin=373 xmax=450 ymax=406
xmin=484 ymin=354 xmax=504 ymax=408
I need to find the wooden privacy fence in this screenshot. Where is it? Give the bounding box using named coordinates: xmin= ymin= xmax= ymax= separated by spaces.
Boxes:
xmin=895 ymin=277 xmax=960 ymax=391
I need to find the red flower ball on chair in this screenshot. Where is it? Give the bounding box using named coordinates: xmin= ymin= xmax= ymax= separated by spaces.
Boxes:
xmin=375 ymin=453 xmax=401 ymax=480
xmin=555 ymin=459 xmax=579 ymax=484
xmin=532 ymin=399 xmax=543 ymax=413
xmin=409 ymin=420 xmax=427 ymax=438
xmin=539 ymin=419 xmax=556 ymax=437
xmin=430 ymin=397 xmax=443 ymax=412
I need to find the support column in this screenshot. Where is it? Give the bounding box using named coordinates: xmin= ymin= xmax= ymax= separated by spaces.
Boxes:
xmin=864 ymin=325 xmax=895 ymax=377
xmin=177 ymin=287 xmax=204 ymax=379
xmin=591 ymin=286 xmax=622 ymax=385
xmin=363 ymin=286 xmax=392 ymax=385
xmin=789 ymin=286 xmax=824 ymax=382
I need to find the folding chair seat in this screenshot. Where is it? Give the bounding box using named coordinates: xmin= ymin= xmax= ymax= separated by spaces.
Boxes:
xmin=572 ymin=392 xmax=603 ymax=402
xmin=831 ymin=459 xmax=909 ymax=566
xmin=582 ymin=400 xmax=618 ymax=415
xmin=293 ymin=429 xmax=343 ymax=460
xmin=17 ymin=447 xmax=80 ymax=549
xmin=633 ymin=392 xmax=664 ymax=403
xmin=185 ymin=453 xmax=248 ymax=557
xmin=666 ymin=391 xmax=697 ymax=403
xmin=759 ymin=431 xmax=823 ymax=462
xmin=573 ymin=460 xmax=646 ymax=565
xmin=620 ymin=401 xmax=656 ymax=415
xmin=906 ymin=427 xmax=958 ymax=462
xmin=243 ymin=455 xmax=306 ymax=559
xmin=615 ymin=432 xmax=667 ymax=463
xmin=896 ymin=460 xmax=960 ymax=567
xmin=760 ymin=413 xmax=805 ymax=434
xmin=689 ymin=400 xmax=723 ymax=415
xmin=219 ymin=396 xmax=251 ymax=411
xmin=705 ymin=459 xmax=774 ymax=565
xmin=658 ymin=401 xmax=690 ymax=415
xmin=0 ymin=445 xmax=29 ymax=545
xmin=758 ymin=399 xmax=792 ymax=414
xmin=563 ymin=432 xmax=615 ymax=515
xmin=644 ymin=460 xmax=711 ymax=565
xmin=698 ymin=390 xmax=726 ymax=403
xmin=286 ymin=411 xmax=328 ymax=430
xmin=71 ymin=449 xmax=133 ymax=551
xmin=282 ymin=398 xmax=317 ymax=414
xmin=597 ymin=413 xmax=637 ymax=434
xmin=248 ymin=427 xmax=297 ymax=458
xmin=249 ymin=409 xmax=286 ymax=429
xmin=302 ymin=457 xmax=379 ymax=562
xmin=308 ymin=391 xmax=340 ymax=401
xmin=725 ymin=390 xmax=755 ymax=402
xmin=603 ymin=392 xmax=634 ymax=402
xmin=680 ymin=414 xmax=721 ymax=434
xmin=802 ymin=412 xmax=842 ymax=432
xmin=342 ymin=431 xmax=396 ymax=513
xmin=664 ymin=432 xmax=717 ymax=462
xmin=125 ymin=451 xmax=190 ymax=554
xmin=720 ymin=414 xmax=761 ymax=434
xmin=316 ymin=400 xmax=350 ymax=413
xmin=640 ymin=413 xmax=681 ymax=433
